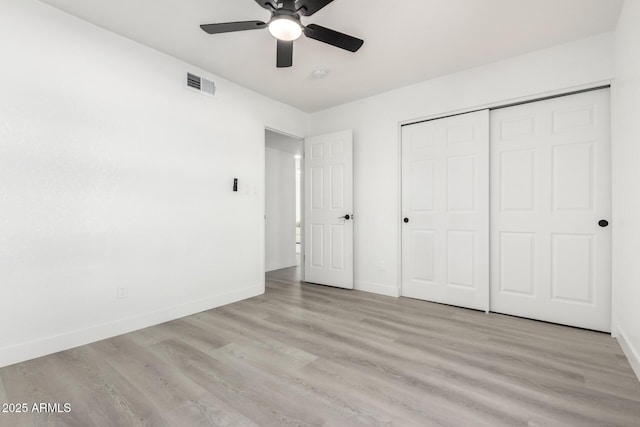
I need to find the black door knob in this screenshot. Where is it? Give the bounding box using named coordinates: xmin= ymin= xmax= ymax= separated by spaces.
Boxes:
xmin=403 ymin=218 xmax=409 ymax=223
xmin=598 ymin=219 xmax=609 ymax=227
xmin=344 ymin=214 xmax=350 ymax=220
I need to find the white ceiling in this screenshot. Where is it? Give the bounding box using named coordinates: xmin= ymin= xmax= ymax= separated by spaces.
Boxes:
xmin=39 ymin=0 xmax=622 ymax=113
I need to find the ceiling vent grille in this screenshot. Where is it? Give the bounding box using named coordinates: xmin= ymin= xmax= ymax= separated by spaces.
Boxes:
xmin=186 ymin=72 xmax=216 ymax=97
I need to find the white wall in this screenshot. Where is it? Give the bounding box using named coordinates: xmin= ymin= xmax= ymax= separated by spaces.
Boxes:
xmin=310 ymin=33 xmax=615 ymax=297
xmin=612 ymin=0 xmax=640 ymax=379
xmin=0 ymin=0 xmax=308 ymax=368
xmin=265 ymin=147 xmax=297 ymax=271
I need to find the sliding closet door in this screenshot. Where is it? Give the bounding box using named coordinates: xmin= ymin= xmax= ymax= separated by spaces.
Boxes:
xmin=490 ymin=89 xmax=611 ymax=332
xmin=401 ymin=110 xmax=489 ymax=311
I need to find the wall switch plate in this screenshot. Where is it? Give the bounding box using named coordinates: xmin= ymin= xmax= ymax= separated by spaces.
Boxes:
xmin=117 ymin=287 xmax=128 ymax=299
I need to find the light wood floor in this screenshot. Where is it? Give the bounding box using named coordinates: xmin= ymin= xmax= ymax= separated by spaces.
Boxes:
xmin=1 ymin=267 xmax=639 ymax=426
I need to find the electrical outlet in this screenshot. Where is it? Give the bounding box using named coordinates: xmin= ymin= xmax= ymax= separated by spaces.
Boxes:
xmin=117 ymin=286 xmax=128 ymax=300
xmin=378 ymin=261 xmax=386 ymax=271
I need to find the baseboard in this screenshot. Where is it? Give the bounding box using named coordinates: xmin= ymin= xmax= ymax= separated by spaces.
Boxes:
xmin=0 ymin=285 xmax=263 ymax=369
xmin=617 ymin=326 xmax=640 ymax=383
xmin=265 ymin=260 xmax=298 ymax=272
xmin=355 ymin=280 xmax=400 ymax=297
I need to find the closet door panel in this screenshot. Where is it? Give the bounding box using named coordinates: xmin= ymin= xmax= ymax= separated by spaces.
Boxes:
xmin=401 ymin=110 xmax=489 ymax=311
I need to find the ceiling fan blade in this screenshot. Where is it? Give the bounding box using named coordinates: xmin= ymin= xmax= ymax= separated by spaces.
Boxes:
xmin=254 ymin=0 xmax=279 ymax=11
xmin=200 ymin=21 xmax=267 ymax=34
xmin=303 ymin=24 xmax=364 ymax=52
xmin=277 ymin=40 xmax=294 ymax=68
xmin=296 ymin=0 xmax=335 ymax=16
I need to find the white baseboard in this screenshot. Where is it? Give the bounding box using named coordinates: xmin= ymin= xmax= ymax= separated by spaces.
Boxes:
xmin=0 ymin=285 xmax=263 ymax=369
xmin=265 ymin=259 xmax=298 ymax=272
xmin=355 ymin=280 xmax=400 ymax=297
xmin=617 ymin=326 xmax=640 ymax=383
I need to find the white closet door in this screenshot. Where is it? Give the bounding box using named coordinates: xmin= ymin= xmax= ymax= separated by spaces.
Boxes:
xmin=401 ymin=110 xmax=489 ymax=311
xmin=490 ymin=89 xmax=611 ymax=332
xmin=304 ymin=130 xmax=354 ymax=289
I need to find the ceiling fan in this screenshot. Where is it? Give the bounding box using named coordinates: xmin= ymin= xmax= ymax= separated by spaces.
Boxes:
xmin=200 ymin=0 xmax=364 ymax=68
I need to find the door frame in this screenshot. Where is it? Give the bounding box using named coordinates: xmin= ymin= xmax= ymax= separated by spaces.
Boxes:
xmin=263 ymin=127 xmax=305 ymax=280
xmin=397 ymin=81 xmax=614 ymax=329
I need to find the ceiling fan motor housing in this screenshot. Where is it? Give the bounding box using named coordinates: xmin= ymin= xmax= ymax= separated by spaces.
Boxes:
xmin=276 ymin=0 xmax=297 ymax=12
xmin=270 ymin=9 xmax=302 ymax=24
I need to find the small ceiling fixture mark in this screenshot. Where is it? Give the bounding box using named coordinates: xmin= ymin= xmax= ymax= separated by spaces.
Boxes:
xmin=312 ymin=69 xmax=329 ymax=79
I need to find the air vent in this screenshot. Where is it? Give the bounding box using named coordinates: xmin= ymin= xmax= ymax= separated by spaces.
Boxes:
xmin=187 ymin=73 xmax=201 ymax=90
xmin=186 ymin=72 xmax=216 ymax=97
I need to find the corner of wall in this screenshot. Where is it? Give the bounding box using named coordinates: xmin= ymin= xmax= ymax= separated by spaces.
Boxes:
xmin=617 ymin=326 xmax=640 ymax=383
xmin=612 ymin=0 xmax=640 ymax=384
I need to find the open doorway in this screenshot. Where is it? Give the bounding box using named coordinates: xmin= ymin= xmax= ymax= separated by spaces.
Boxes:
xmin=265 ymin=129 xmax=303 ymax=273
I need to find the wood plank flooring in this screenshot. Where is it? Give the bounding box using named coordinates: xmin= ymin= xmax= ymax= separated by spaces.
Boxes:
xmin=1 ymin=266 xmax=639 ymax=426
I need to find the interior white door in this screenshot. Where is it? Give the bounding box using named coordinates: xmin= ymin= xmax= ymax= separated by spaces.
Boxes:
xmin=401 ymin=110 xmax=489 ymax=311
xmin=490 ymin=89 xmax=611 ymax=332
xmin=304 ymin=130 xmax=353 ymax=289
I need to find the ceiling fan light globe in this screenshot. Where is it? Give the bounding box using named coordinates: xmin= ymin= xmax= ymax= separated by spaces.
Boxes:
xmin=268 ymin=17 xmax=302 ymax=41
